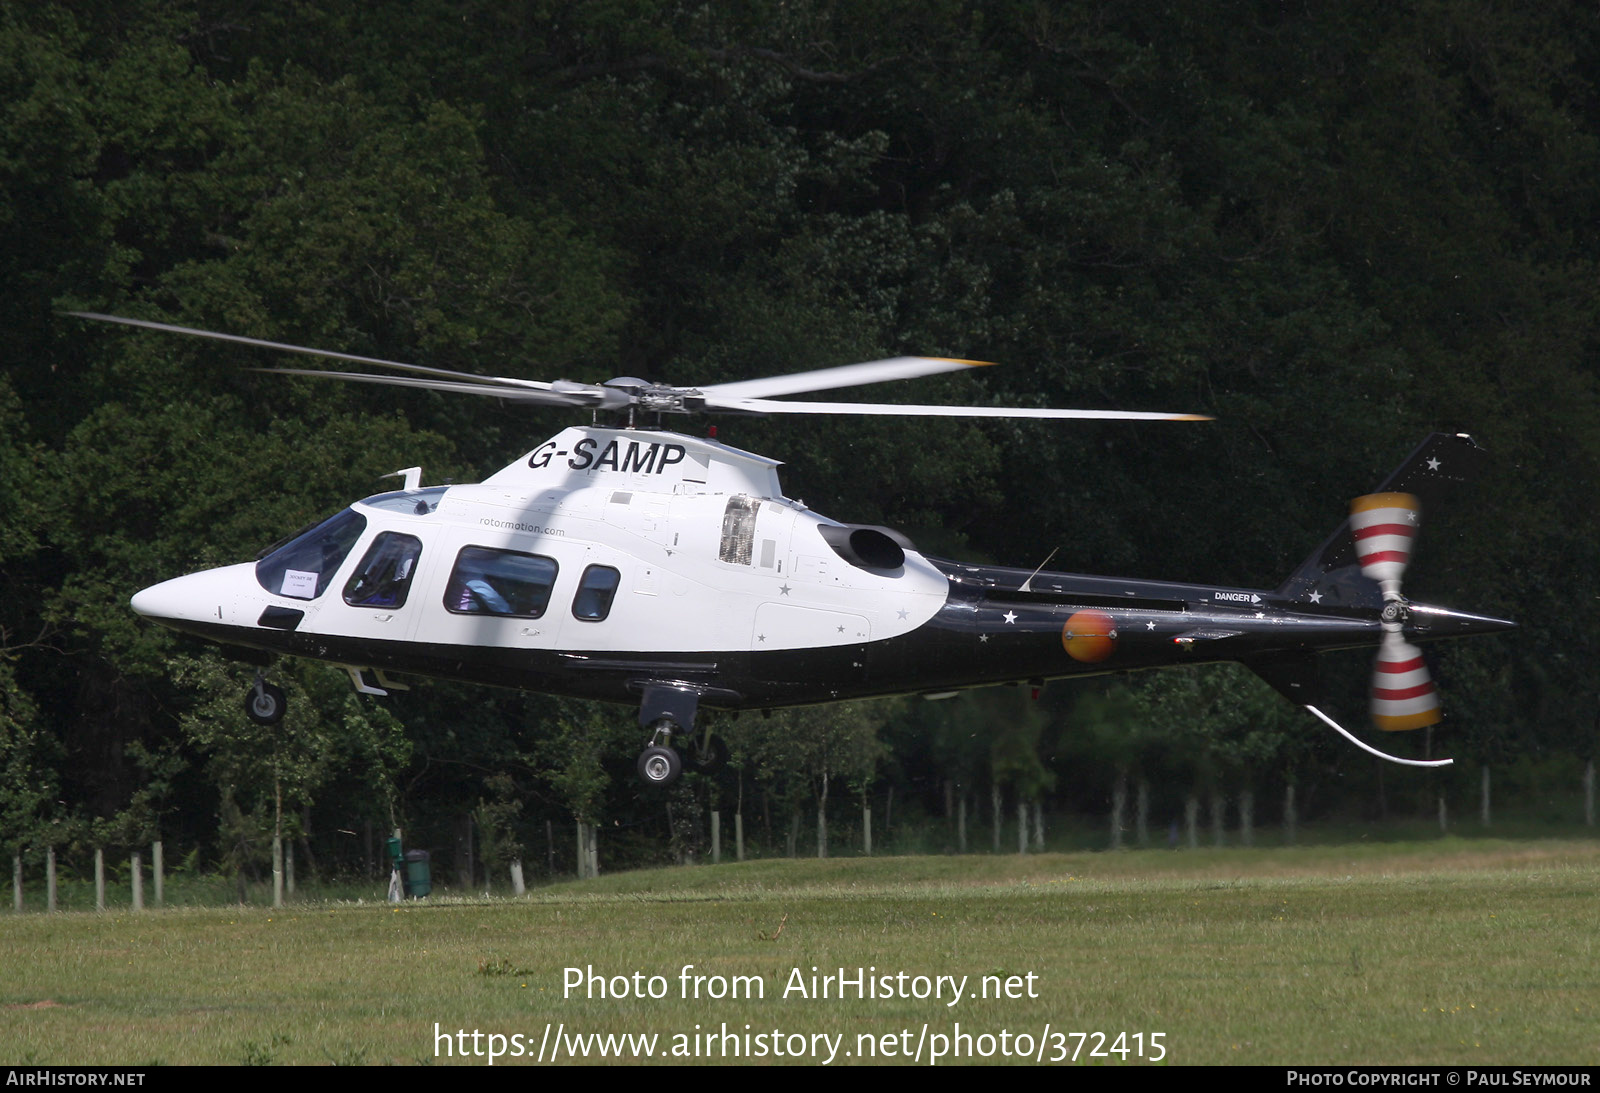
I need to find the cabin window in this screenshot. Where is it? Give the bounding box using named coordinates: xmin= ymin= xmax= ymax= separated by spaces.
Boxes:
xmin=719 ymin=495 xmax=758 ymax=565
xmin=343 ymin=532 xmax=423 ymax=608
xmin=572 ymin=565 xmax=621 ymax=621
xmin=255 ymin=508 xmax=368 ymax=600
xmin=444 ymin=546 xmax=558 ymax=618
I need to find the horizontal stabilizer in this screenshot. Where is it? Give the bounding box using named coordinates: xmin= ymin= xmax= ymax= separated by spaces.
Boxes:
xmin=1245 ymin=653 xmax=1322 ymax=705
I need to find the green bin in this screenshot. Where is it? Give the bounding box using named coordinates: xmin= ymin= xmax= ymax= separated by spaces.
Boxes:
xmin=404 ymin=849 xmax=432 ymax=898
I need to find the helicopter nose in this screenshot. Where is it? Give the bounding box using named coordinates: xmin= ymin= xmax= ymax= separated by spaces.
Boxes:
xmin=131 ymin=576 xmax=187 ymax=621
xmin=131 ymin=563 xmax=259 ymax=626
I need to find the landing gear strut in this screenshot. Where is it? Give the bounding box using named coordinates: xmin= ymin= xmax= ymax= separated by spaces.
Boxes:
xmin=244 ymin=673 xmax=286 ymax=725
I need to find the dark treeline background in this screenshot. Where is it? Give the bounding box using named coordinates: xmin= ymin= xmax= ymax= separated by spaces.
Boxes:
xmin=2 ymin=1 xmax=1596 ymax=886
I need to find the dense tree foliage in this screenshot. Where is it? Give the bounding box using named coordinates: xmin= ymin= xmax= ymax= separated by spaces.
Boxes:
xmin=3 ymin=0 xmax=1595 ymax=880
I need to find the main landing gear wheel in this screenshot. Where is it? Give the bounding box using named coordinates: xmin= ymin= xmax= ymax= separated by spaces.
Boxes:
xmin=684 ymin=733 xmax=728 ymax=774
xmin=244 ymin=678 xmax=286 ymax=726
xmin=637 ymin=716 xmax=687 ymax=786
xmin=637 ymin=745 xmax=682 ymax=786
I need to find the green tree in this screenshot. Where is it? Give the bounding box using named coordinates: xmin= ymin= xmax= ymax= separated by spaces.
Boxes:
xmin=730 ymin=701 xmax=889 ymax=858
xmin=174 ymin=655 xmax=409 ymax=894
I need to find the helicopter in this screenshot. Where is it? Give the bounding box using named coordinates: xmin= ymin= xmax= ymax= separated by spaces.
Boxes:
xmin=77 ymin=312 xmax=1515 ymax=786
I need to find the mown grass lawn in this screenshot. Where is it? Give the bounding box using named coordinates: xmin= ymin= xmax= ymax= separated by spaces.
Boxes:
xmin=3 ymin=839 xmax=1597 ymax=1065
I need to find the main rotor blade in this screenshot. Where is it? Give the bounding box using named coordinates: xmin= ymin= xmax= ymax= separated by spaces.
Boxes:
xmin=258 ymin=367 xmax=600 ymax=407
xmin=704 ymin=396 xmax=1212 ymax=421
xmin=67 ymin=312 xmax=554 ymax=391
xmin=701 ymin=356 xmax=993 ymax=400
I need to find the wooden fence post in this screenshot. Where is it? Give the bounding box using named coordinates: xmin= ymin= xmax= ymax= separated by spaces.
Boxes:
xmin=272 ymin=836 xmax=283 ymax=908
xmin=1585 ymin=760 xmax=1595 ymax=827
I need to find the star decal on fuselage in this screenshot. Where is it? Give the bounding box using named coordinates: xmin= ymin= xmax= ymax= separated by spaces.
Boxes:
xmin=1002 ymin=611 xmax=1018 ymax=625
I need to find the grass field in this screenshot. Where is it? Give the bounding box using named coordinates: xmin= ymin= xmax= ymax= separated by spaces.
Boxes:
xmin=3 ymin=839 xmax=1598 ymax=1066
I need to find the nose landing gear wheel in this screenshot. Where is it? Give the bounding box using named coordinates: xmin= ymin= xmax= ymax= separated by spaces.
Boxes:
xmin=244 ymin=679 xmax=287 ymax=725
xmin=637 ymin=745 xmax=682 ymax=786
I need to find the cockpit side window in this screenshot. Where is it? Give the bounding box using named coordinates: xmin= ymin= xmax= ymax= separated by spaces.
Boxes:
xmin=572 ymin=565 xmax=621 ymax=621
xmin=256 ymin=509 xmax=368 ymax=600
xmin=444 ymin=546 xmax=558 ymax=618
xmin=343 ymin=532 xmax=423 ymax=608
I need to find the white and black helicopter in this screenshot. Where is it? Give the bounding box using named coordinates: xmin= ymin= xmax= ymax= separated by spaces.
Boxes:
xmin=78 ymin=312 xmax=1514 ymax=785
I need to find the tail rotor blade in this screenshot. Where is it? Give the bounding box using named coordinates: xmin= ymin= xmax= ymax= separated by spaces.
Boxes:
xmin=1350 ymin=491 xmax=1421 ymax=599
xmin=1371 ymin=630 xmax=1441 ymax=731
xmin=1352 ymin=490 xmax=1440 ymax=730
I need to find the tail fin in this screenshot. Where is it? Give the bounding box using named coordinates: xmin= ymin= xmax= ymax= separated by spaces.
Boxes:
xmin=1274 ymin=433 xmax=1485 ymax=609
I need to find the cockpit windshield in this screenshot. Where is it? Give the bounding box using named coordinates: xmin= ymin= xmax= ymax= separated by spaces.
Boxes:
xmin=255 ymin=508 xmax=368 ymax=600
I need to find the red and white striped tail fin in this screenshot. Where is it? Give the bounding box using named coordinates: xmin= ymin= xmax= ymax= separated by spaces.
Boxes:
xmin=1371 ymin=630 xmax=1441 ymax=731
xmin=1349 ymin=491 xmax=1421 ymax=599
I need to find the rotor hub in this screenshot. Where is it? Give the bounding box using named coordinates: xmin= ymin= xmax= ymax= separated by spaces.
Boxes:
xmin=598 ymin=378 xmax=707 ymax=415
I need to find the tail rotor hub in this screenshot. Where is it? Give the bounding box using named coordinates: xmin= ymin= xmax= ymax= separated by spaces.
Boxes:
xmin=1380 ymin=599 xmax=1410 ymax=626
